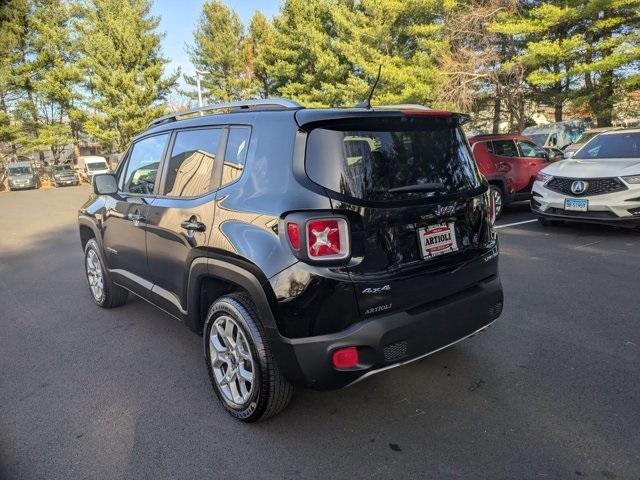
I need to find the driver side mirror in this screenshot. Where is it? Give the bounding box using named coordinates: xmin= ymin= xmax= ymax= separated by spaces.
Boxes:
xmin=93 ymin=173 xmax=118 ymax=195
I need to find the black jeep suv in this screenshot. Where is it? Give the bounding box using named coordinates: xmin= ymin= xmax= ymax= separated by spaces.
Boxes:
xmin=79 ymin=99 xmax=502 ymax=422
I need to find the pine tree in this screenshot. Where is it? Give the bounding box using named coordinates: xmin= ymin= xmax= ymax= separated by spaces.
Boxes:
xmin=0 ymin=0 xmax=80 ymax=162
xmin=331 ymin=0 xmax=445 ymax=107
xmin=79 ymin=0 xmax=177 ymax=152
xmin=490 ymin=1 xmax=579 ymax=122
xmin=23 ymin=0 xmax=80 ymax=162
xmin=187 ymin=0 xmax=255 ymax=103
xmin=266 ymin=0 xmax=446 ymax=107
xmin=572 ymin=0 xmax=640 ymax=126
xmin=249 ymin=11 xmax=276 ymax=98
xmin=0 ymin=0 xmax=29 ymax=158
xmin=266 ymin=0 xmax=351 ymax=107
xmin=491 ymin=0 xmax=640 ymax=125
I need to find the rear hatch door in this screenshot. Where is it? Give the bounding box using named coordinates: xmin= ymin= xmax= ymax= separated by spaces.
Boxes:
xmin=300 ymin=111 xmax=496 ymax=318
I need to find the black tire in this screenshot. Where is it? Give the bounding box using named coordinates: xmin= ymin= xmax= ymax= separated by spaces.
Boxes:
xmin=489 ymin=185 xmax=504 ymax=219
xmin=204 ymin=293 xmax=293 ymax=422
xmin=83 ymin=238 xmax=128 ymax=308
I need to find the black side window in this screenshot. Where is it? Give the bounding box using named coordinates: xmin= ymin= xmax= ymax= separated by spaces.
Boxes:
xmin=221 ymin=126 xmax=251 ymax=188
xmin=492 ymin=140 xmax=517 ymax=157
xmin=123 ymin=134 xmax=168 ymax=194
xmin=163 ymin=128 xmax=222 ymax=197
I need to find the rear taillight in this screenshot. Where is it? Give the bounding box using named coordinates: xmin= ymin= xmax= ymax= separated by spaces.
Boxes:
xmin=307 ymin=218 xmax=349 ymax=260
xmin=286 ymin=222 xmax=300 ymax=250
xmin=282 ymin=214 xmax=351 ymax=263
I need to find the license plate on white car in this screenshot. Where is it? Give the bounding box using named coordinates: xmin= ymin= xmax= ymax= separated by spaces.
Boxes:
xmin=417 ymin=223 xmax=458 ymax=259
xmin=564 ymin=198 xmax=588 ymax=212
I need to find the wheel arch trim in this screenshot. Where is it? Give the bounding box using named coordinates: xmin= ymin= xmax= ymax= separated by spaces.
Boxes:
xmin=78 ymin=215 xmax=102 ymax=248
xmin=185 ymin=257 xmax=278 ymax=334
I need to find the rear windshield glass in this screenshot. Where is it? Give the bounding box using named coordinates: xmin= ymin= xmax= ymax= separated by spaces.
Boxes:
xmin=574 ymin=132 xmax=640 ymax=159
xmin=305 ymin=118 xmax=481 ymax=202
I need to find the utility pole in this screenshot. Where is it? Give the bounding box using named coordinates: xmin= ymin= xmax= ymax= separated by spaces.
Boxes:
xmin=195 ymin=69 xmax=209 ymax=108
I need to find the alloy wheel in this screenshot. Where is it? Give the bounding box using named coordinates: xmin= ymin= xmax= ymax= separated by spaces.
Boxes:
xmin=86 ymin=249 xmax=104 ymax=302
xmin=209 ymin=315 xmax=255 ymax=407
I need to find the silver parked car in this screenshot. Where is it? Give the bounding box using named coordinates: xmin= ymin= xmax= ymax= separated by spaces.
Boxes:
xmin=6 ymin=161 xmax=40 ymax=190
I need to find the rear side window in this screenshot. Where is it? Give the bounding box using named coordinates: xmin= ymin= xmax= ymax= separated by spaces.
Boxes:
xmin=492 ymin=140 xmax=517 ymax=157
xmin=305 ymin=118 xmax=481 ymax=202
xmin=163 ymin=128 xmax=222 ymax=197
xmin=221 ymin=126 xmax=250 ymax=188
xmin=123 ymin=134 xmax=168 ymax=194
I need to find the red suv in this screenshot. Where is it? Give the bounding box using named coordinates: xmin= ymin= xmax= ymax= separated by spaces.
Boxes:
xmin=469 ymin=134 xmax=551 ymax=217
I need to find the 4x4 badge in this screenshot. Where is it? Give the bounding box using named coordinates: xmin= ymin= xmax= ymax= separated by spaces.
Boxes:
xmin=362 ymin=285 xmax=391 ymax=294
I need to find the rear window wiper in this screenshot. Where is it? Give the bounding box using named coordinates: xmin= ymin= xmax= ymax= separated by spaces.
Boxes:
xmin=387 ymin=182 xmax=445 ymax=194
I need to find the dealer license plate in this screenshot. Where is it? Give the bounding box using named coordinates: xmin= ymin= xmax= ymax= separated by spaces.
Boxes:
xmin=417 ymin=223 xmax=459 ymax=259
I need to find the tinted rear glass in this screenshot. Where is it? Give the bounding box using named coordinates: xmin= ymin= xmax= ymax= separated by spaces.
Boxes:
xmin=305 ymin=118 xmax=481 ymax=202
xmin=574 ymin=132 xmax=640 ymax=159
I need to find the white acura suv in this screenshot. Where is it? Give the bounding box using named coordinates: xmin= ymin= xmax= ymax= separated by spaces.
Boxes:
xmin=531 ymin=129 xmax=640 ymax=228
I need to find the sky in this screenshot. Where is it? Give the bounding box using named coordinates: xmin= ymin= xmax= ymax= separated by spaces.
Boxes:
xmin=151 ymin=0 xmax=281 ymax=86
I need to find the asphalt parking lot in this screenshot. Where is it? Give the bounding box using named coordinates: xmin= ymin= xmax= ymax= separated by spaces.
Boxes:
xmin=1 ymin=186 xmax=639 ymax=480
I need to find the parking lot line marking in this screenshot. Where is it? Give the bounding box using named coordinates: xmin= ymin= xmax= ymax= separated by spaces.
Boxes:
xmin=495 ymin=219 xmax=538 ymax=229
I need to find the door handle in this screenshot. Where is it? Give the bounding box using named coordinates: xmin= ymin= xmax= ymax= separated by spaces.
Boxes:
xmin=181 ymin=219 xmax=206 ymax=232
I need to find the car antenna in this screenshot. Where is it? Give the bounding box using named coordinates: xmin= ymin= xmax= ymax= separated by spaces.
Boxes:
xmin=357 ymin=65 xmax=382 ymax=110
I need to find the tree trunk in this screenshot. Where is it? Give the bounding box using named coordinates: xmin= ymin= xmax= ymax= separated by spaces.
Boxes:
xmin=492 ymin=85 xmax=501 ymax=134
xmin=517 ymin=97 xmax=526 ymax=132
xmin=593 ymin=67 xmax=615 ymax=127
xmin=554 ymin=102 xmax=563 ymax=122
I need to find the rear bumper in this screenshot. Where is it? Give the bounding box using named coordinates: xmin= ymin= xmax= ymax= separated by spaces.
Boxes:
xmin=273 ymin=275 xmax=503 ymax=390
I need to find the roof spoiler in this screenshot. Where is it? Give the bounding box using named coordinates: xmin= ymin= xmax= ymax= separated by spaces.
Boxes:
xmin=295 ymin=106 xmax=471 ymax=129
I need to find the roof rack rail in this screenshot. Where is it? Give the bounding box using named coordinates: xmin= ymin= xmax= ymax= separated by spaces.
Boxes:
xmin=148 ymin=98 xmax=303 ymax=129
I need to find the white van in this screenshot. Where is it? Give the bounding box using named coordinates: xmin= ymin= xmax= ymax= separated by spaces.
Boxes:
xmin=77 ymin=156 xmax=110 ymax=183
xmin=522 ymin=120 xmax=589 ymax=150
